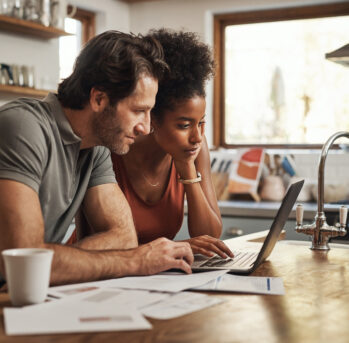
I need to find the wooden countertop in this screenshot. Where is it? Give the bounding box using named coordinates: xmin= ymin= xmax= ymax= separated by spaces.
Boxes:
xmin=1 ymin=232 xmax=349 ymax=342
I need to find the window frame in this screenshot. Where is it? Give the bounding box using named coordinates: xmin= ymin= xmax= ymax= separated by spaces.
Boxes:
xmin=68 ymin=5 xmax=96 ymax=44
xmin=213 ymin=2 xmax=349 ymax=149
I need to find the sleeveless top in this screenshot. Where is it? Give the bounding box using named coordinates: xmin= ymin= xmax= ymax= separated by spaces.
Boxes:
xmin=111 ymin=153 xmax=185 ymax=244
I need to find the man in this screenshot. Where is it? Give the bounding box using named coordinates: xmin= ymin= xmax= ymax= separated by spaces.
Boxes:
xmin=0 ymin=31 xmax=193 ymax=286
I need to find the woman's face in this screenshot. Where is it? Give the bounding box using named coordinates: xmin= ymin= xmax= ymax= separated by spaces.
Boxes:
xmin=152 ymin=95 xmax=206 ymax=161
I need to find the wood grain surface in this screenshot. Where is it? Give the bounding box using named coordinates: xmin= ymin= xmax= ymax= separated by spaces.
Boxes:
xmin=1 ymin=236 xmax=349 ymax=343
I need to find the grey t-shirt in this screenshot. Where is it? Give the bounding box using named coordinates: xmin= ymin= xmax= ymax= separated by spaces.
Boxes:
xmin=0 ymin=93 xmax=117 ymax=243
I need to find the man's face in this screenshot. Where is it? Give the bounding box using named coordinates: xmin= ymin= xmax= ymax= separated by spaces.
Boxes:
xmin=93 ymin=75 xmax=158 ymax=155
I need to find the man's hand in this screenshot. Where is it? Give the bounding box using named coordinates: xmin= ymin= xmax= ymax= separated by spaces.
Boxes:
xmin=183 ymin=235 xmax=234 ymax=259
xmin=134 ymin=238 xmax=194 ymax=275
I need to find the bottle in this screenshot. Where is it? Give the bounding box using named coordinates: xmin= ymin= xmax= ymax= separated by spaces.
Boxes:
xmin=38 ymin=0 xmax=50 ymax=26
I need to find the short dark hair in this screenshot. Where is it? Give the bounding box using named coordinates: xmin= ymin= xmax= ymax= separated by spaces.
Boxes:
xmin=57 ymin=30 xmax=167 ymax=109
xmin=147 ymin=28 xmax=215 ymax=122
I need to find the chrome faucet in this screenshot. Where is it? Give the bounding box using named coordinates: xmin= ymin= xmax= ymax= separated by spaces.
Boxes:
xmin=295 ymin=131 xmax=349 ymax=250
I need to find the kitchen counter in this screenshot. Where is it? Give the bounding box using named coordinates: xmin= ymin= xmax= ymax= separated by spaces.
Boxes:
xmin=1 ymin=232 xmax=349 ymax=342
xmin=185 ymin=200 xmax=344 ymax=221
xmin=181 ymin=200 xmax=348 ymax=242
xmin=217 ymin=200 xmax=344 ymax=220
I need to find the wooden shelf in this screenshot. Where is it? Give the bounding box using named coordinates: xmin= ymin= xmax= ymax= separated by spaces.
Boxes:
xmin=0 ymin=14 xmax=70 ymax=39
xmin=0 ymin=84 xmax=51 ymax=98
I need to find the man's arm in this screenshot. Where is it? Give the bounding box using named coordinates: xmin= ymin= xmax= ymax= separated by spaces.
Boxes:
xmin=0 ymin=180 xmax=193 ymax=285
xmin=74 ymin=183 xmax=138 ymax=250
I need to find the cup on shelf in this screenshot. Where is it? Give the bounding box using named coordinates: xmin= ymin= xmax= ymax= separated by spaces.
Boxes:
xmin=11 ymin=0 xmax=24 ymax=19
xmin=28 ymin=66 xmax=35 ymax=88
xmin=38 ymin=0 xmax=50 ymax=26
xmin=20 ymin=65 xmax=29 ymax=87
xmin=0 ymin=63 xmax=13 ymax=85
xmin=23 ymin=0 xmax=39 ymax=21
xmin=0 ymin=0 xmax=12 ymax=16
xmin=11 ymin=64 xmax=20 ymax=86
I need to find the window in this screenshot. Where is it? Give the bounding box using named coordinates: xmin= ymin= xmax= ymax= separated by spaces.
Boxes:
xmin=59 ymin=7 xmax=95 ymax=81
xmin=214 ymin=3 xmax=349 ymax=148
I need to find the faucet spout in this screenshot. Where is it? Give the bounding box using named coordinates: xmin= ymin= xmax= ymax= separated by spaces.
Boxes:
xmin=295 ymin=131 xmax=349 ymax=250
xmin=318 ymin=131 xmax=349 ymax=214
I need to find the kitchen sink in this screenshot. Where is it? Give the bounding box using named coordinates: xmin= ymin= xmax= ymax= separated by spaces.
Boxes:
xmin=278 ymin=240 xmax=349 ymax=249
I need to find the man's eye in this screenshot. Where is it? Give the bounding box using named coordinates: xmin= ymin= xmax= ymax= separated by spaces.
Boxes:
xmin=199 ymin=121 xmax=206 ymax=126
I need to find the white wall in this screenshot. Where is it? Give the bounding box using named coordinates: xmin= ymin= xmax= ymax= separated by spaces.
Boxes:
xmin=69 ymin=0 xmax=129 ymax=34
xmin=0 ymin=0 xmax=129 ymax=106
xmin=129 ymin=0 xmax=348 ymax=146
xmin=1 ymin=0 xmax=346 ymax=137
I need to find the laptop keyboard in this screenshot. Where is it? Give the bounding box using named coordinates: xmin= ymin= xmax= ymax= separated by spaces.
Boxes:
xmin=194 ymin=251 xmax=258 ymax=269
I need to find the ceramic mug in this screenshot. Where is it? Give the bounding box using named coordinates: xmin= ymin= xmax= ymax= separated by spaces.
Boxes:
xmin=260 ymin=175 xmax=285 ymax=201
xmin=2 ymin=248 xmax=54 ymax=307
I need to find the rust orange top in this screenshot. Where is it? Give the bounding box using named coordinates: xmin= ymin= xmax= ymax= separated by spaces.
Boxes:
xmin=111 ymin=154 xmax=185 ymax=244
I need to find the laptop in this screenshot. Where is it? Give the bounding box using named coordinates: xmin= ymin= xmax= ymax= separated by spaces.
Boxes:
xmin=192 ymin=179 xmax=304 ymax=275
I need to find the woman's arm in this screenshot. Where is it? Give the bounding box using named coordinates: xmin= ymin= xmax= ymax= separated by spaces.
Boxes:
xmin=174 ymin=137 xmax=233 ymax=258
xmin=185 ymin=136 xmax=222 ymax=238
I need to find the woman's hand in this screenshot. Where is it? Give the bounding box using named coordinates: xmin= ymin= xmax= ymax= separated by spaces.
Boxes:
xmin=173 ymin=157 xmax=200 ymax=182
xmin=182 ymin=235 xmax=234 ymax=259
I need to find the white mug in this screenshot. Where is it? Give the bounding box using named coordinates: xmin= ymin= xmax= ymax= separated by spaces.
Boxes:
xmin=2 ymin=248 xmax=54 ymax=307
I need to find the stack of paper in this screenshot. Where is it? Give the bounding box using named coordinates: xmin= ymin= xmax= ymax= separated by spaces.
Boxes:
xmin=4 ymin=271 xmax=284 ymax=336
xmin=4 ymin=271 xmax=227 ymax=336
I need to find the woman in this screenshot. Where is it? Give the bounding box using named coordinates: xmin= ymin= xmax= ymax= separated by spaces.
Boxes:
xmin=112 ymin=29 xmax=233 ymax=259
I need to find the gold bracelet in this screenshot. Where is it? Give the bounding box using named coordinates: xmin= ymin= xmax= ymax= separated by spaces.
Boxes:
xmin=178 ymin=172 xmax=202 ymax=184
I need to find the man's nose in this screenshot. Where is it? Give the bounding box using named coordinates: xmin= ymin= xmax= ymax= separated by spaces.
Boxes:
xmin=135 ymin=112 xmax=151 ymax=136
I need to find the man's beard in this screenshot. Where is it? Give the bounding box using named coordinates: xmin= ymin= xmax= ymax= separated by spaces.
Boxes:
xmin=92 ymin=105 xmax=130 ymax=155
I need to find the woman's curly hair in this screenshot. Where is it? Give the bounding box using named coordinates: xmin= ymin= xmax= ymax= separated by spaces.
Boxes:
xmin=148 ymin=28 xmax=215 ymax=122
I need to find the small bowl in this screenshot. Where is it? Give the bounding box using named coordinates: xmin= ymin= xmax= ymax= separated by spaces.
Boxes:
xmin=311 ymin=184 xmax=349 ymax=203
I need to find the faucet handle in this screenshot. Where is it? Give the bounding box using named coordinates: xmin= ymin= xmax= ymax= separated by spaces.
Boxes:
xmin=296 ymin=204 xmax=303 ymax=226
xmin=340 ymin=206 xmax=348 ymax=227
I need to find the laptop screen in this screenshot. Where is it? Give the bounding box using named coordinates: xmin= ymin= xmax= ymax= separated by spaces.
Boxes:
xmin=253 ymin=179 xmax=304 ymax=268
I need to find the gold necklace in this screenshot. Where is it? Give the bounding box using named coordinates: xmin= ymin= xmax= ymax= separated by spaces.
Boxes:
xmin=142 ymin=172 xmax=160 ymax=187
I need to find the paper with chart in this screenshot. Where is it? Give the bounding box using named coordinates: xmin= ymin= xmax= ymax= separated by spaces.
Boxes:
xmin=141 ymin=292 xmax=225 ymax=320
xmin=192 ymin=274 xmax=285 ymax=295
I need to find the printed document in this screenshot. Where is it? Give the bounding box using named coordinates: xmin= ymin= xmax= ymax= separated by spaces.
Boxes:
xmin=141 ymin=292 xmax=224 ymax=320
xmin=4 ymin=288 xmax=151 ymax=335
xmin=49 ymin=270 xmax=228 ymax=295
xmin=192 ymin=274 xmax=285 ymax=295
xmin=49 ymin=286 xmax=169 ymax=309
xmin=93 ymin=270 xmax=228 ymax=293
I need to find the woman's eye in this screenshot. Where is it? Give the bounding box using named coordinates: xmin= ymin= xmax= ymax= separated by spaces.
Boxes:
xmin=178 ymin=123 xmax=190 ymax=129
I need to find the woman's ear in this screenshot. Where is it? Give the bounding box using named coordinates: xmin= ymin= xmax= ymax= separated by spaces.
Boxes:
xmin=89 ymin=88 xmax=108 ymax=112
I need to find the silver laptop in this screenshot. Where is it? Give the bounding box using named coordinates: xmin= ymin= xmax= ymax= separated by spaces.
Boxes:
xmin=192 ymin=180 xmax=304 ymax=275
